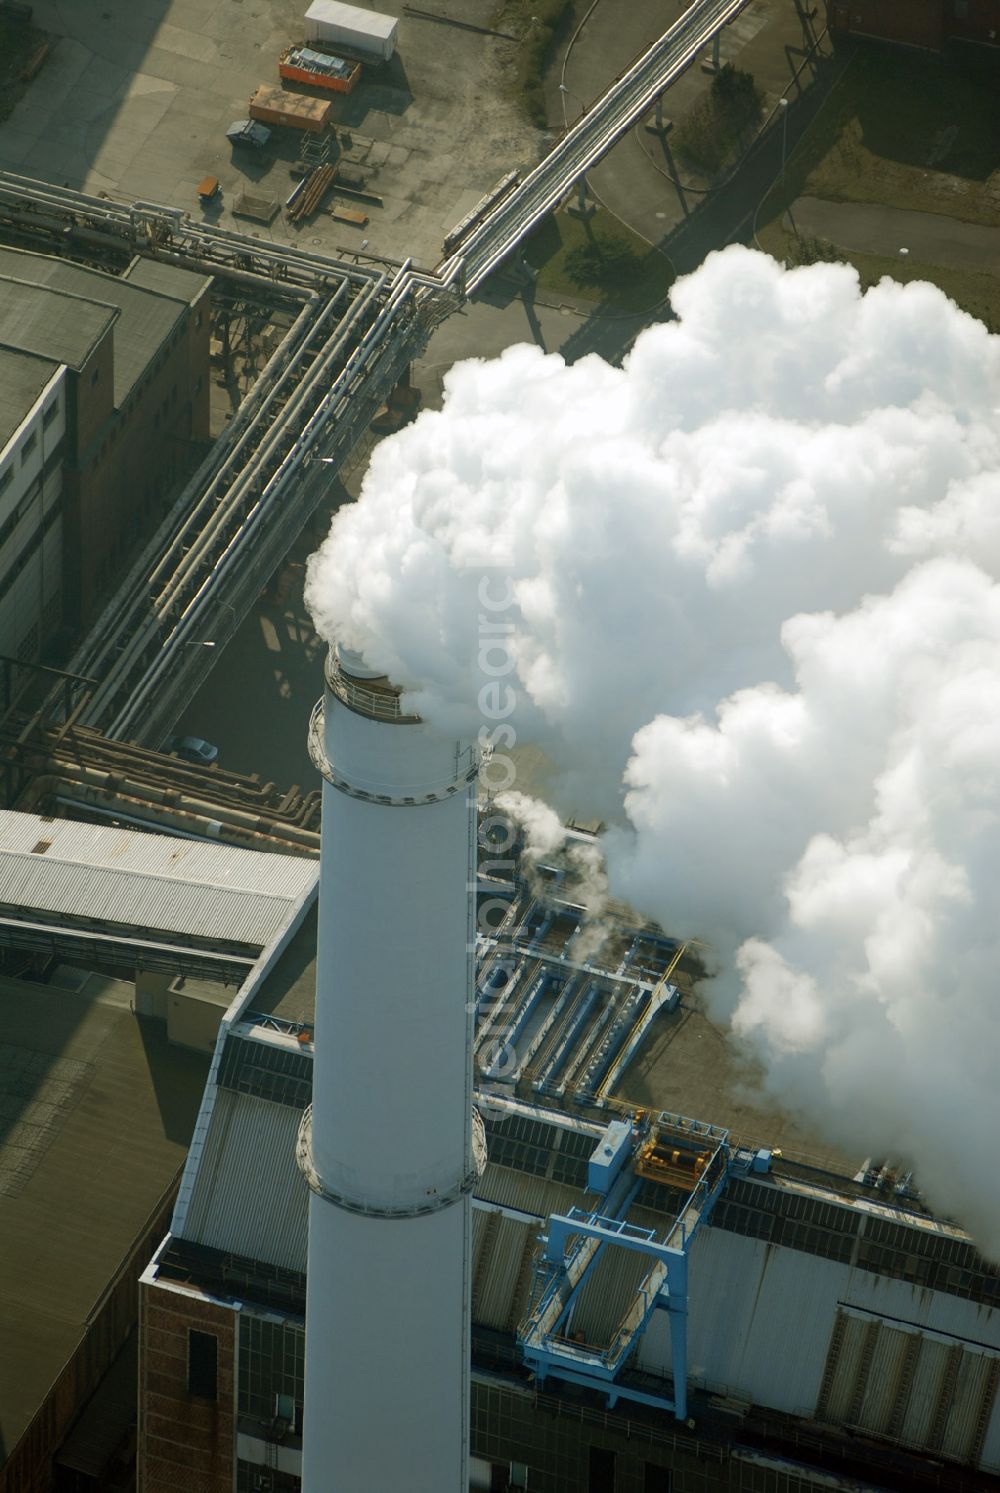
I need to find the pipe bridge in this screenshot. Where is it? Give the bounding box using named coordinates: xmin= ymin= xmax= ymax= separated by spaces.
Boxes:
xmin=1 ymin=0 xmax=749 ymax=745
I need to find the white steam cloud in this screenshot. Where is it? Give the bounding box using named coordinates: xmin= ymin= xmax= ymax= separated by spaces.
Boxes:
xmin=306 ymin=247 xmax=1000 ymax=1254
xmin=497 ymin=790 xmax=612 ymax=962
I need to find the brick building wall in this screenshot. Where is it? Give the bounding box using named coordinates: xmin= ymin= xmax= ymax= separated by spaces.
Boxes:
xmin=828 ymin=0 xmax=1000 ymax=49
xmin=828 ymin=0 xmax=945 ymax=48
xmin=139 ymin=1282 xmax=235 ymax=1493
xmin=0 ymin=1187 xmax=176 ymax=1493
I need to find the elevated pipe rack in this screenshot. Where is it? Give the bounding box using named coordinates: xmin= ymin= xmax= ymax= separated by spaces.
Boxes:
xmin=1 ymin=0 xmax=752 ymax=755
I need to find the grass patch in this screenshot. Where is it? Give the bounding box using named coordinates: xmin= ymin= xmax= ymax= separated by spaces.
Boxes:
xmin=775 ymin=45 xmax=1000 ymax=226
xmin=496 ymin=0 xmax=573 ymax=126
xmin=758 ymin=220 xmax=1000 ymax=333
xmin=523 ymin=209 xmax=673 ymax=313
xmin=753 ymin=45 xmax=1000 ymax=329
xmin=673 ymin=64 xmax=764 ymax=178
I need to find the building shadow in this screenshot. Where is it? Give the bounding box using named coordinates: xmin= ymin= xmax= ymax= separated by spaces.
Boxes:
xmin=134 ymin=1008 xmax=215 ymax=1146
xmin=330 ymin=54 xmax=414 ymax=129
xmin=0 ymin=0 xmax=174 ymax=184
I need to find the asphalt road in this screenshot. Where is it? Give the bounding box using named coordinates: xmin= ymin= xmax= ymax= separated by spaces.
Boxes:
xmin=790 ymin=194 xmax=1000 ymax=271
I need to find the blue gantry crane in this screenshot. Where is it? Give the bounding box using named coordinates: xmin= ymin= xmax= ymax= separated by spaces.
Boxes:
xmin=518 ymin=1111 xmax=771 ymax=1418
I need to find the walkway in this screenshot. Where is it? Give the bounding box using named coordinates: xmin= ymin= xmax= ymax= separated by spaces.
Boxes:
xmin=788 ymin=195 xmax=1000 ymax=273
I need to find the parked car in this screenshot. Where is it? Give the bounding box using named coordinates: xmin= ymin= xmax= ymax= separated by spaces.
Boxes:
xmin=166 ymin=735 xmax=219 ymax=765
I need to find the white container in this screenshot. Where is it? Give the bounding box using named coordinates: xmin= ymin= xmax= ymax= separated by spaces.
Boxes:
xmin=303 ymin=0 xmax=398 ymax=61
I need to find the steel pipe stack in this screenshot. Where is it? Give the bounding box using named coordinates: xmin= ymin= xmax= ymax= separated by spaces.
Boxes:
xmin=299 ymin=644 xmax=482 ymax=1490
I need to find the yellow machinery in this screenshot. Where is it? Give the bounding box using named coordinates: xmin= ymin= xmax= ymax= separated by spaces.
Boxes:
xmin=635 ymin=1129 xmax=712 ymax=1188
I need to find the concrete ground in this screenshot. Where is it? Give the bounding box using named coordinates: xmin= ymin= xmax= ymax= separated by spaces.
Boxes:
xmin=0 ymin=0 xmax=842 ymax=278
xmin=0 ymin=0 xmax=540 ymax=268
xmin=788 ymin=194 xmax=1000 ymax=271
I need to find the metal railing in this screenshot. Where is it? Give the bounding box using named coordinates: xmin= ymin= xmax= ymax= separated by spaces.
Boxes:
xmin=441 ymin=0 xmax=753 ymax=293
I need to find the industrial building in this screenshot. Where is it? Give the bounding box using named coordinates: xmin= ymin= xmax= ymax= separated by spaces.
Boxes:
xmin=125 ymin=649 xmax=1000 ymax=1493
xmin=827 ymin=0 xmax=1000 ymax=51
xmin=0 ymin=813 xmax=316 ymax=1493
xmin=0 ymin=246 xmax=210 ymax=680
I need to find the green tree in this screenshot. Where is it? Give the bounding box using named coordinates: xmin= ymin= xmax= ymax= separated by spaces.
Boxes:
xmin=711 ymin=63 xmax=763 ymax=134
xmin=564 ymin=234 xmax=640 ymax=291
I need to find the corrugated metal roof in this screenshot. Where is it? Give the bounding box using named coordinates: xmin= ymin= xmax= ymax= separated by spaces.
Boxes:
xmin=859 ymin=1321 xmax=911 ymax=1435
xmin=470 ymin=1179 xmax=674 ymax=1347
xmin=472 ymin=1212 xmax=535 ymax=1332
xmin=980 ymin=1389 xmax=1000 ymax=1472
xmin=901 ymin=1336 xmax=950 ymax=1448
xmin=570 ymin=1203 xmax=668 ymax=1351
xmin=942 ymin=1349 xmax=996 ymax=1463
xmin=822 ymin=1311 xmax=869 ymax=1423
xmin=183 ymin=1086 xmax=308 ymax=1272
xmin=170 ymin=1068 xmax=1000 ymax=1473
xmin=570 ymin=1233 xmax=651 ymax=1350
xmin=475 ymin=1163 xmax=588 ymax=1221
xmin=0 ymin=811 xmax=316 ymax=949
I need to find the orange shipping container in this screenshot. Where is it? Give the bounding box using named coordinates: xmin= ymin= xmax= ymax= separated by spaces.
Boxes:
xmin=279 ymin=46 xmax=361 ymax=94
xmin=248 ymin=84 xmax=334 ymax=132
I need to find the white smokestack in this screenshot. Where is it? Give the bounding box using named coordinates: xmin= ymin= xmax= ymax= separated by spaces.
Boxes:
xmin=299 ymin=645 xmax=481 ymax=1490
xmin=305 ymin=246 xmax=1000 ymax=1256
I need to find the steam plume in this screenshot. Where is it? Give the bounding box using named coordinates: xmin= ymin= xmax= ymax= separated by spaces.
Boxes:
xmin=306 ymin=247 xmax=1000 ymax=1254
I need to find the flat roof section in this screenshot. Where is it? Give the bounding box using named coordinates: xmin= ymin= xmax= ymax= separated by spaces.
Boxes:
xmin=613 ymin=996 xmax=855 ymax=1176
xmin=0 ymin=346 xmax=57 ymax=451
xmin=246 ymin=903 xmax=318 ymax=1025
xmin=121 ymin=257 xmax=211 ymax=304
xmin=0 ymin=811 xmax=318 ymax=952
xmin=0 ymin=276 xmax=115 ymax=373
xmin=0 ymin=972 xmax=209 ymax=1463
xmin=0 ymin=247 xmax=198 ymax=409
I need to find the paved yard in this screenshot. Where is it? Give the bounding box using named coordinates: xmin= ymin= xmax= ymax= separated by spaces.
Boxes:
xmin=790 ymin=195 xmax=1000 ymax=273
xmin=0 ymin=0 xmax=540 ymax=267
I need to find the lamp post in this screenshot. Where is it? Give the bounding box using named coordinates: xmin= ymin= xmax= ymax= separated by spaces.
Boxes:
xmin=558 ymin=81 xmax=585 ymax=127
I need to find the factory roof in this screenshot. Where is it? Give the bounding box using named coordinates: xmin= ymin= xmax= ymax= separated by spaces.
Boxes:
xmin=121 ymin=256 xmax=211 ymax=303
xmin=0 ymin=969 xmax=209 ymax=1463
xmin=0 ymin=247 xmax=207 ymax=409
xmin=167 ymin=1068 xmax=1000 ymax=1332
xmin=610 ymin=994 xmax=851 ymax=1171
xmin=0 ymin=346 xmax=58 ymax=452
xmin=0 ymin=811 xmax=318 ymax=952
xmin=237 ymin=878 xmax=851 ymax=1171
xmin=244 ymin=903 xmax=318 ymax=1023
xmin=0 ymin=275 xmax=115 ymax=375
xmin=180 ymin=1084 xmax=307 ymax=1272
